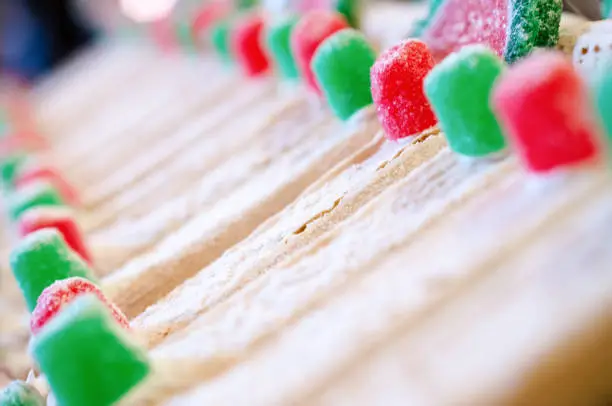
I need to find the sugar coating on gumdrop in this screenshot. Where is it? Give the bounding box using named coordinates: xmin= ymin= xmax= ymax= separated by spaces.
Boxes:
xmin=210 ymin=19 xmax=233 ymax=63
xmin=0 ymin=381 xmax=45 ymax=406
xmin=31 ymin=277 xmax=129 ymax=335
xmin=505 ymin=0 xmax=563 ymax=63
xmin=18 ymin=206 xmax=92 ymax=264
xmin=10 ymin=229 xmax=97 ymax=311
xmin=32 ymin=295 xmax=150 ymax=406
xmin=266 ymin=16 xmax=300 ymax=80
xmin=492 ymin=51 xmax=600 ymax=172
xmin=424 ymin=45 xmax=507 ymax=157
xmin=231 ymin=13 xmax=270 ymax=77
xmin=291 ymin=10 xmax=349 ymax=94
xmin=15 ymin=166 xmax=79 ymax=206
xmin=371 ymin=39 xmax=437 ymax=140
xmin=422 ymin=0 xmax=508 ymax=61
xmin=8 ymin=180 xmax=64 ymax=221
xmin=312 ymin=28 xmax=376 ymax=120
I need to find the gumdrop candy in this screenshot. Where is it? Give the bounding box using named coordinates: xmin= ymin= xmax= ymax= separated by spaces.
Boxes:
xmin=0 ymin=154 xmax=25 ymax=188
xmin=210 ymin=19 xmax=233 ymax=63
xmin=421 ymin=0 xmax=509 ymax=61
xmin=605 ymin=0 xmax=612 ymax=18
xmin=231 ymin=13 xmax=270 ymax=77
xmin=31 ymin=277 xmax=129 ymax=335
xmin=592 ymin=61 xmax=612 ymax=145
xmin=15 ymin=166 xmax=79 ymax=206
xmin=192 ymin=1 xmax=230 ymax=47
xmin=10 ymin=229 xmax=97 ymax=311
xmin=32 ymin=295 xmax=149 ymax=406
xmin=505 ymin=0 xmax=563 ymax=63
xmin=492 ymin=51 xmax=600 ymax=173
xmin=291 ymin=10 xmax=349 ymax=94
xmin=0 ymin=381 xmax=45 ymax=406
xmin=425 ymin=45 xmax=507 ymax=157
xmin=8 ymin=181 xmax=64 ymax=221
xmin=312 ymin=28 xmax=376 ymax=120
xmin=18 ymin=206 xmax=92 ymax=264
xmin=266 ymin=16 xmax=300 ymax=81
xmin=371 ymin=39 xmax=438 ymax=140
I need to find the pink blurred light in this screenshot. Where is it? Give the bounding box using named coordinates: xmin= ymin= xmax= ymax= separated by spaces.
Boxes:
xmin=120 ymin=0 xmax=179 ymax=22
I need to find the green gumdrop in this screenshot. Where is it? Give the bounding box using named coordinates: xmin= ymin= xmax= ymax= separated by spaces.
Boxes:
xmin=0 ymin=154 xmax=26 ymax=188
xmin=424 ymin=45 xmax=507 ymax=157
xmin=10 ymin=228 xmax=97 ymax=311
xmin=32 ymin=295 xmax=150 ymax=406
xmin=594 ymin=65 xmax=612 ymax=145
xmin=175 ymin=21 xmax=195 ymax=52
xmin=210 ymin=19 xmax=233 ymax=63
xmin=604 ymin=0 xmax=612 ymax=18
xmin=312 ymin=28 xmax=376 ymax=121
xmin=236 ymin=0 xmax=258 ymax=9
xmin=334 ymin=0 xmax=361 ymax=28
xmin=266 ymin=17 xmax=300 ymax=80
xmin=505 ymin=0 xmax=563 ymax=64
xmin=8 ymin=181 xmax=64 ymax=221
xmin=0 ymin=381 xmax=45 ymax=406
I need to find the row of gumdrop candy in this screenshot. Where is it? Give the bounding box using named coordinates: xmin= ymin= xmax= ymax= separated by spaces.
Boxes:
xmin=0 ymin=55 xmax=151 ymax=406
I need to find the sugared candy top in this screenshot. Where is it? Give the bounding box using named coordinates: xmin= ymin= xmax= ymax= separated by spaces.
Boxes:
xmin=424 ymin=45 xmax=507 ymax=157
xmin=311 ymin=28 xmax=376 ymax=120
xmin=32 ymin=295 xmax=149 ymax=406
xmin=371 ymin=39 xmax=438 ymax=140
xmin=291 ymin=10 xmax=349 ymax=93
xmin=10 ymin=229 xmax=97 ymax=311
xmin=231 ymin=13 xmax=271 ymax=77
xmin=492 ymin=51 xmax=600 ymax=172
xmin=31 ymin=277 xmax=129 ymax=335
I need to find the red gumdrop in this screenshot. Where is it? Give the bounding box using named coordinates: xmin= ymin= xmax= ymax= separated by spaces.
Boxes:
xmin=290 ymin=10 xmax=349 ymax=93
xmin=150 ymin=18 xmax=178 ymax=54
xmin=371 ymin=40 xmax=438 ymax=141
xmin=492 ymin=52 xmax=600 ymax=173
xmin=191 ymin=1 xmax=230 ymax=46
xmin=422 ymin=0 xmax=508 ymax=61
xmin=15 ymin=166 xmax=79 ymax=205
xmin=31 ymin=277 xmax=129 ymax=335
xmin=18 ymin=207 xmax=92 ymax=264
xmin=231 ymin=13 xmax=270 ymax=77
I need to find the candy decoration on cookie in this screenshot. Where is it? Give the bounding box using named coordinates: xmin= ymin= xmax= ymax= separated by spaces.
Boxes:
xmin=8 ymin=181 xmax=64 ymax=221
xmin=371 ymin=39 xmax=438 ymax=140
xmin=15 ymin=165 xmax=79 ymax=206
xmin=422 ymin=0 xmax=563 ymax=63
xmin=424 ymin=45 xmax=507 ymax=157
xmin=311 ymin=28 xmax=376 ymax=120
xmin=291 ymin=10 xmax=349 ymax=93
xmin=191 ymin=1 xmax=230 ymax=48
xmin=421 ymin=0 xmax=508 ymax=61
xmin=32 ymin=295 xmax=150 ymax=406
xmin=10 ymin=229 xmax=97 ymax=311
xmin=0 ymin=154 xmax=25 ymax=188
xmin=593 ymin=64 xmax=612 ymax=143
xmin=0 ymin=381 xmax=45 ymax=406
xmin=231 ymin=13 xmax=270 ymax=77
xmin=505 ymin=0 xmax=563 ymax=63
xmin=31 ymin=277 xmax=129 ymax=335
xmin=605 ymin=0 xmax=612 ymax=18
xmin=18 ymin=207 xmax=92 ymax=264
xmin=211 ymin=18 xmax=234 ymax=63
xmin=266 ymin=16 xmax=300 ymax=81
xmin=492 ymin=52 xmax=600 ymax=172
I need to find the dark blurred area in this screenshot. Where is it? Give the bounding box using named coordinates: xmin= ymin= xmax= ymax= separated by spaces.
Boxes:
xmin=0 ymin=0 xmax=96 ymax=82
